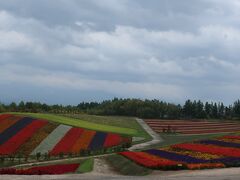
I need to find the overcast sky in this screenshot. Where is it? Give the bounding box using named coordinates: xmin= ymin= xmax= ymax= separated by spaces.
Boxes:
xmin=0 ymin=0 xmax=240 ymax=105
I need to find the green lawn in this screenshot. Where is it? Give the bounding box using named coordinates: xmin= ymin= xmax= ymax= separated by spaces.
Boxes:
xmin=0 ymin=161 xmax=19 ymax=168
xmin=105 ymin=154 xmax=152 ymax=176
xmin=76 ymin=158 xmax=94 ymax=173
xmin=63 ymin=114 xmax=152 ymax=142
xmin=7 ymin=113 xmax=137 ymax=136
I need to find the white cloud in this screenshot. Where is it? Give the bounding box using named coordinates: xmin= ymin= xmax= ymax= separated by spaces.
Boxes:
xmin=0 ymin=30 xmax=33 ymax=50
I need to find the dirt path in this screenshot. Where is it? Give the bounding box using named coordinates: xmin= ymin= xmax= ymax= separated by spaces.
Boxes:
xmin=90 ymin=157 xmax=120 ymax=176
xmin=11 ymin=153 xmax=115 ymax=168
xmin=129 ymin=118 xmax=163 ymax=151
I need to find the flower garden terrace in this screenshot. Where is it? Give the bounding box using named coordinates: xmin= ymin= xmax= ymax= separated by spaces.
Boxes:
xmin=0 ymin=114 xmax=132 ymax=161
xmin=119 ymin=134 xmax=240 ymax=171
xmin=145 ymin=119 xmax=240 ymax=134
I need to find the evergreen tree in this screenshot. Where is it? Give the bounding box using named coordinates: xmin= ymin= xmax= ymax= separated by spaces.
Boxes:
xmin=233 ymin=100 xmax=240 ymax=118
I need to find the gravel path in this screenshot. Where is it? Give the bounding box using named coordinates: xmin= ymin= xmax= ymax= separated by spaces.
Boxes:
xmin=11 ymin=153 xmax=115 ymax=168
xmin=129 ymin=118 xmax=163 ymax=151
xmin=91 ymin=157 xmax=120 ymax=175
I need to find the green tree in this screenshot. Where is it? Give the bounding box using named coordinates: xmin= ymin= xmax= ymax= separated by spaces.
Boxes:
xmin=0 ymin=103 xmax=6 ymax=113
xmin=18 ymin=101 xmax=25 ymax=112
xmin=9 ymin=102 xmax=17 ymax=112
xmin=233 ymin=100 xmax=240 ymax=118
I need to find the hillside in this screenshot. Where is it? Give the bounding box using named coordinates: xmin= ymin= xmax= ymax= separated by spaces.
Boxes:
xmin=0 ymin=114 xmax=132 ymax=158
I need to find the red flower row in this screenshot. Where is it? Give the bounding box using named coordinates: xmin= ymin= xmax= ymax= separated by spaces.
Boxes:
xmin=119 ymin=151 xmax=180 ymax=168
xmin=0 ymin=163 xmax=80 ymax=175
xmin=0 ymin=114 xmax=12 ymax=121
xmin=186 ymin=163 xmax=225 ymax=170
xmin=172 ymin=143 xmax=240 ymax=157
xmin=103 ymin=133 xmax=122 ymax=148
xmin=222 ymin=136 xmax=240 ymax=140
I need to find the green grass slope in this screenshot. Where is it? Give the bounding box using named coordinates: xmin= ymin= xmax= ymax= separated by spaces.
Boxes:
xmin=106 ymin=154 xmax=152 ymax=176
xmin=8 ymin=113 xmax=137 ymax=136
xmin=76 ymin=158 xmax=94 ymax=173
xmin=63 ymin=114 xmax=152 ymax=142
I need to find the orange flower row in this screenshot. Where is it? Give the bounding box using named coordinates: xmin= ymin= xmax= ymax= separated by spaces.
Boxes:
xmin=187 ymin=163 xmax=225 ymax=170
xmin=70 ymin=130 xmax=96 ymax=153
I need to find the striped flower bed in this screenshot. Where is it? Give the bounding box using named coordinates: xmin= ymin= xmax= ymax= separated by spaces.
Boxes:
xmin=219 ymin=138 xmax=240 ymax=144
xmin=0 ymin=115 xmax=132 ymax=157
xmin=30 ymin=124 xmax=73 ymax=155
xmin=145 ymin=149 xmax=208 ymax=164
xmin=210 ymin=157 xmax=240 ymax=167
xmin=119 ymin=134 xmax=240 ymax=170
xmin=145 ymin=119 xmax=240 ymax=134
xmin=119 ymin=151 xmax=224 ymax=170
xmin=198 ymin=139 xmax=240 ymax=148
xmin=162 ymin=147 xmax=222 ymax=160
xmin=0 ymin=117 xmax=34 ymax=145
xmin=50 ymin=128 xmax=84 ymax=155
xmin=221 ymin=136 xmax=240 ymax=140
xmin=70 ymin=130 xmax=96 ymax=153
xmin=0 ymin=116 xmax=21 ymax=133
xmin=0 ymin=120 xmax=48 ymax=155
xmin=119 ymin=151 xmax=182 ymax=169
xmin=172 ymin=143 xmax=240 ymax=157
xmin=17 ymin=123 xmax=58 ymax=156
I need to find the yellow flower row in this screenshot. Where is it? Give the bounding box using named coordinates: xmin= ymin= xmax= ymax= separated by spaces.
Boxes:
xmin=162 ymin=147 xmax=222 ymax=160
xmin=218 ymin=138 xmax=240 ymax=144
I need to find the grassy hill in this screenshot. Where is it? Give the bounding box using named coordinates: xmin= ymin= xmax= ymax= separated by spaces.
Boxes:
xmin=0 ymin=114 xmax=132 ymax=159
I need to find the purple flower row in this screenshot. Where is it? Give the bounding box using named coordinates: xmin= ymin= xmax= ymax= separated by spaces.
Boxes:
xmin=145 ymin=149 xmax=208 ymax=164
xmin=198 ymin=140 xmax=240 ymax=148
xmin=211 ymin=157 xmax=240 ymax=166
xmin=88 ymin=132 xmax=107 ymax=150
xmin=0 ymin=117 xmax=34 ymax=145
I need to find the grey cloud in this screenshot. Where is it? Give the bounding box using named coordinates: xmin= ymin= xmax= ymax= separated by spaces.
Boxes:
xmin=0 ymin=1 xmax=240 ymax=104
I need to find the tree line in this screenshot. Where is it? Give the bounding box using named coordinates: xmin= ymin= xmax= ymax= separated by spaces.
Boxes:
xmin=1 ymin=98 xmax=240 ymax=120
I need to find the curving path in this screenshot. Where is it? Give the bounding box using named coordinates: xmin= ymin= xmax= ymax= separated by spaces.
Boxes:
xmin=11 ymin=153 xmax=114 ymax=168
xmin=128 ymin=118 xmax=163 ymax=151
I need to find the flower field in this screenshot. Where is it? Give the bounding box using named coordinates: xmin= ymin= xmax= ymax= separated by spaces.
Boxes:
xmin=145 ymin=119 xmax=240 ymax=134
xmin=0 ymin=114 xmax=132 ymax=157
xmin=119 ymin=135 xmax=240 ymax=170
xmin=0 ymin=120 xmax=48 ymax=155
